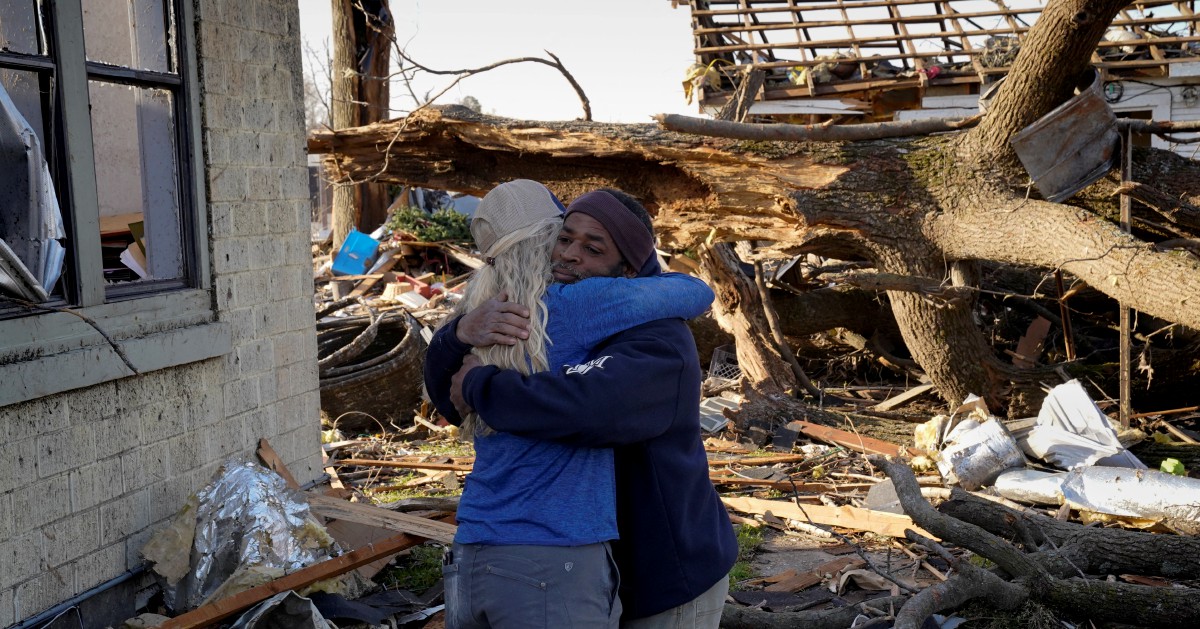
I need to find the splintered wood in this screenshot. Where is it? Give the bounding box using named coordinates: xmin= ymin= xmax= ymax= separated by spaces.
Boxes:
xmin=722 ymin=496 xmax=933 ymax=540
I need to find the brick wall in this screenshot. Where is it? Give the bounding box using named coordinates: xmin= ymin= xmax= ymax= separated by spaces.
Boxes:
xmin=0 ymin=0 xmax=320 ymax=624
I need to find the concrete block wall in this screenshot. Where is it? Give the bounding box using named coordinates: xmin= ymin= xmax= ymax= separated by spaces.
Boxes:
xmin=0 ymin=0 xmax=320 ymax=624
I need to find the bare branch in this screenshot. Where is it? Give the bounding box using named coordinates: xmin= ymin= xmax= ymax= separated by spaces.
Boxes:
xmin=896 ymin=531 xmax=1028 ymax=629
xmin=393 ymin=48 xmax=592 ymax=120
xmin=655 ymin=113 xmax=981 ymax=142
xmin=1112 ymin=181 xmax=1200 ymax=232
xmin=832 ymin=272 xmax=975 ymax=305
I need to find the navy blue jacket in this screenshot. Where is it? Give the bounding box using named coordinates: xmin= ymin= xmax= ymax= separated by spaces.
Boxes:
xmin=455 ymin=319 xmax=739 ymax=619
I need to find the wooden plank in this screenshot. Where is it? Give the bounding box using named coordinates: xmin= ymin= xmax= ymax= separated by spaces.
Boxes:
xmin=256 ymin=438 xmax=301 ymax=490
xmin=306 ymin=493 xmax=457 ymax=544
xmin=443 ymin=245 xmax=485 ymax=270
xmin=709 ymin=476 xmax=875 ymax=493
xmin=324 ymin=519 xmax=401 ymax=579
xmin=1011 ymin=316 xmax=1051 ymax=368
xmin=872 ymin=383 xmax=936 ymax=412
xmin=99 ymin=211 xmax=144 ymax=236
xmin=785 ymin=420 xmax=917 ymax=458
xmin=158 ymin=532 xmax=425 ymax=629
xmin=336 ymin=458 xmax=474 ymax=472
xmin=350 ymin=252 xmax=400 ymax=298
xmin=707 ymin=453 xmax=810 ymax=467
xmin=722 ymin=496 xmax=933 ymax=539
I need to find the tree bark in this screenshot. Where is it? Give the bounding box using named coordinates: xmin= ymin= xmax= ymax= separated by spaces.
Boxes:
xmin=938 ymin=491 xmax=1200 ymax=579
xmin=328 ymin=0 xmax=393 ymax=251
xmin=329 ymin=0 xmax=359 ymax=251
xmin=697 ymin=243 xmax=796 ymax=394
xmin=721 ymin=596 xmax=908 ymax=629
xmin=965 ymin=0 xmax=1128 ymax=164
xmin=356 ymin=0 xmax=394 ymax=233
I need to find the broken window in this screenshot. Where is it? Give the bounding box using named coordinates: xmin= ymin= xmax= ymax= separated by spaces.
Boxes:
xmin=0 ymin=7 xmax=64 ymax=302
xmin=0 ymin=0 xmax=197 ymax=308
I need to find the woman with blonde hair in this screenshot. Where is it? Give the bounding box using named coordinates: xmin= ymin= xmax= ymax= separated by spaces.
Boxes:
xmin=426 ymin=180 xmax=713 ymax=629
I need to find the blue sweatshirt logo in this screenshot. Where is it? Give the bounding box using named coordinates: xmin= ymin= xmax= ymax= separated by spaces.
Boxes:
xmin=564 ymin=355 xmax=611 ymax=375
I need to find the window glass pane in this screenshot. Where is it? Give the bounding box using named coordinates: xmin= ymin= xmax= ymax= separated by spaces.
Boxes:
xmin=82 ymin=0 xmax=171 ymax=73
xmin=89 ymin=80 xmax=183 ymax=284
xmin=0 ymin=1 xmax=40 ymax=56
xmin=0 ymin=67 xmax=45 ymax=146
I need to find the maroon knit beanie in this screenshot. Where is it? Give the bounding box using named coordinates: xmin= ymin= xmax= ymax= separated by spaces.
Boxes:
xmin=564 ymin=191 xmax=655 ymax=269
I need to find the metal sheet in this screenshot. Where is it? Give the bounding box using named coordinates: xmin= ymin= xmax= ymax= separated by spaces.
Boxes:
xmin=1011 ymin=68 xmax=1118 ymax=203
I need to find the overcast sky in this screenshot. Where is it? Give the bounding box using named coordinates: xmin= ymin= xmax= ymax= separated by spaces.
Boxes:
xmin=297 ymin=0 xmax=701 ymax=123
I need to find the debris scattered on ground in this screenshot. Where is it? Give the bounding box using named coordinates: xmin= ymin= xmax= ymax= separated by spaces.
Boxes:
xmin=105 ymin=202 xmax=1196 ymax=628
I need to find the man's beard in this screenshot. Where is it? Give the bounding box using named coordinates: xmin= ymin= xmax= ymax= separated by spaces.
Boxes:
xmin=552 ymin=262 xmax=584 ymax=282
xmin=552 ymin=261 xmax=625 ymax=282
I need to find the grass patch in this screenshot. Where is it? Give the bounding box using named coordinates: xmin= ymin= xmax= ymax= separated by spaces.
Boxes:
xmin=728 ymin=524 xmax=766 ymax=591
xmin=377 ymin=543 xmax=446 ymax=593
xmin=409 ymin=440 xmax=475 ymax=458
xmin=366 ymin=486 xmax=461 ymax=504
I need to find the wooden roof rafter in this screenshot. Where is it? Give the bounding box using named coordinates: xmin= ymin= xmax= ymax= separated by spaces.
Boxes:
xmin=679 ymin=0 xmax=1200 ymax=104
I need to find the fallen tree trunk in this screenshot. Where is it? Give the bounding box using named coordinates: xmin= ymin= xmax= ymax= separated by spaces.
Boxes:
xmin=876 ymin=458 xmax=1200 ymax=628
xmin=309 ymin=0 xmax=1200 ymax=413
xmin=939 ymin=490 xmax=1200 ymax=579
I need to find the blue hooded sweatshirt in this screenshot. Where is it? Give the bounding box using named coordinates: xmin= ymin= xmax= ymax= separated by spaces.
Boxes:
xmin=425 ymin=261 xmax=738 ymax=620
xmin=424 ymin=268 xmax=713 ymax=547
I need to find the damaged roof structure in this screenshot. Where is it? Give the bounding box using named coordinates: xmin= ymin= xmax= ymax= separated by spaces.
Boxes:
xmin=684 ymin=0 xmax=1200 ymax=150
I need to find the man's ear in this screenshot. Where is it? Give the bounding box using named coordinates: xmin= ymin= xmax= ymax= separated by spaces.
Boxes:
xmin=623 ymin=265 xmax=637 ymax=278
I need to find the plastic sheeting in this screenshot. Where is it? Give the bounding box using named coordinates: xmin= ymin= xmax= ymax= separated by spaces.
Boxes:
xmin=1062 ymin=466 xmax=1200 ymax=525
xmin=142 ymin=459 xmax=339 ymax=612
xmin=228 ymin=592 xmax=336 ymax=629
xmin=936 ymin=419 xmax=1027 ymax=491
xmin=993 ymin=468 xmax=1067 ymax=505
xmin=1023 ymin=380 xmax=1144 ymax=470
xmin=0 ymin=79 xmax=64 ymax=301
xmin=994 ymin=466 xmax=1200 ymax=529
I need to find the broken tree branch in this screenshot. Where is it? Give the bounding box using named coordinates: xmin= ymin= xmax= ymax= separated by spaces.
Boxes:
xmin=938 ymin=489 xmax=1200 ymax=579
xmin=832 ymin=272 xmax=975 ymax=305
xmin=654 ymin=114 xmax=1200 ymax=147
xmin=1111 ymin=180 xmax=1200 ymax=231
xmin=753 ymin=261 xmax=824 ymax=398
xmin=896 ymin=531 xmax=1028 ymax=629
xmin=1117 ymin=118 xmax=1200 ymax=136
xmin=655 ymin=113 xmax=981 ymax=142
xmin=721 ymin=595 xmax=908 ymax=629
xmin=877 ymin=458 xmax=1200 ymax=627
xmin=873 ymin=457 xmax=1048 ymax=578
xmin=395 ymin=48 xmax=591 ymax=120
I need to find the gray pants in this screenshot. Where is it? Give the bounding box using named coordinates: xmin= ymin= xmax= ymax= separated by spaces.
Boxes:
xmin=442 ymin=542 xmax=621 ymax=629
xmin=619 ymin=575 xmax=728 ymax=629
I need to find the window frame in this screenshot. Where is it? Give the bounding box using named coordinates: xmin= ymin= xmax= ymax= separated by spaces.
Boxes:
xmin=0 ymin=0 xmax=228 ymax=406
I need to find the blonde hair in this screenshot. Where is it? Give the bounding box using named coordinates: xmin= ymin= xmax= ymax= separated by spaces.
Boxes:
xmin=451 ymin=217 xmax=561 ymax=440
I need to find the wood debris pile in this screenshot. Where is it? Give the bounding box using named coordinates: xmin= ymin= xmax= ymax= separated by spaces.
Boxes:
xmin=302 ymin=206 xmax=1200 ymax=628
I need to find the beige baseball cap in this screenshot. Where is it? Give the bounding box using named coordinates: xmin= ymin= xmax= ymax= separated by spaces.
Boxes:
xmin=471 ymin=180 xmax=566 ymax=256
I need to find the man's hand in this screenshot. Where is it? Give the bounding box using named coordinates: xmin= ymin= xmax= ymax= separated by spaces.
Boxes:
xmin=455 ymin=292 xmax=531 ymax=347
xmin=450 ymin=354 xmax=484 ymax=417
